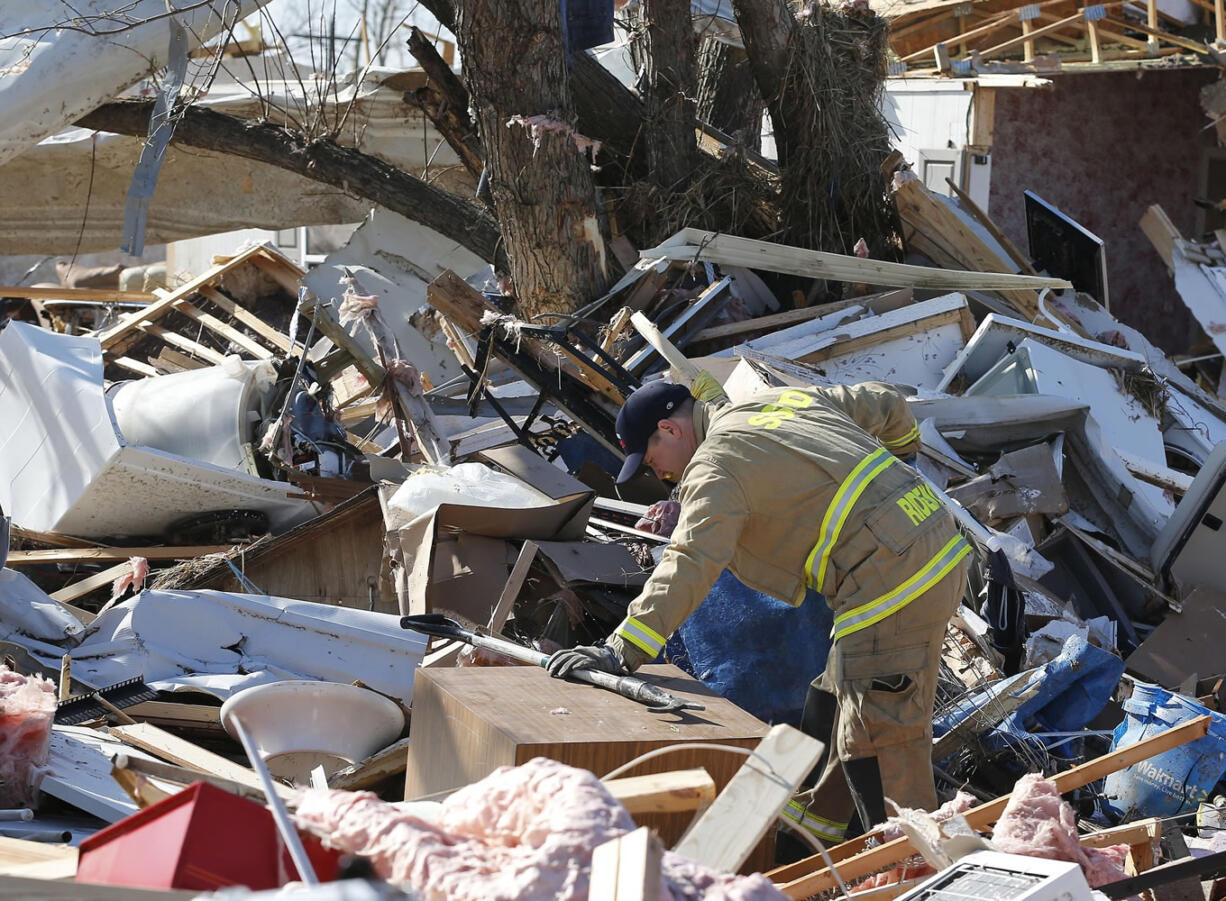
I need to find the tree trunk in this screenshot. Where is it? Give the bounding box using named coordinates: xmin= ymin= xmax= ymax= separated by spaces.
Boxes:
xmin=695 ymin=36 xmax=764 ymax=150
xmin=77 ymin=102 xmax=505 ymax=267
xmin=632 ymin=0 xmax=698 ymax=190
xmin=730 ymin=0 xmax=897 ymax=256
xmin=453 ymin=0 xmax=611 ymax=320
xmin=731 ymin=0 xmax=796 ymax=159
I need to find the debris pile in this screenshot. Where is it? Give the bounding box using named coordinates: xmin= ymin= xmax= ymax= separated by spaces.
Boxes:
xmin=4 ymin=14 xmax=1226 ymax=901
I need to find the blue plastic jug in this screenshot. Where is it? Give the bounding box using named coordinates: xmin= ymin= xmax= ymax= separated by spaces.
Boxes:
xmin=1102 ymin=681 xmax=1226 ymax=821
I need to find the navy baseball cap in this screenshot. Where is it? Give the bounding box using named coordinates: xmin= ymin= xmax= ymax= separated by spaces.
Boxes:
xmin=615 ymin=380 xmax=692 ymax=484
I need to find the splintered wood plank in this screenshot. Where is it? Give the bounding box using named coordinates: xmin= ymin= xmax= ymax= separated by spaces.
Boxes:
xmin=673 ymin=724 xmax=822 ymax=872
xmin=603 ymin=768 xmax=717 ymax=816
xmin=198 ymin=285 xmax=293 ymax=353
xmin=329 ymin=737 xmax=412 ymax=791
xmin=893 ymin=178 xmax=1038 ymax=318
xmin=122 ymin=700 xmax=224 ymax=731
xmin=773 ymin=715 xmax=1212 ymax=897
xmin=0 ymin=836 xmax=78 ymax=875
xmin=491 ymin=541 xmax=537 ymax=634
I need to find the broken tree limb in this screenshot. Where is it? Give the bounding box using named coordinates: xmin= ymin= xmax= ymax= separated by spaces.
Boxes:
xmin=772 ymin=715 xmax=1213 ymax=897
xmin=76 ymin=101 xmax=504 ymax=269
xmin=406 ymin=26 xmax=485 ymax=181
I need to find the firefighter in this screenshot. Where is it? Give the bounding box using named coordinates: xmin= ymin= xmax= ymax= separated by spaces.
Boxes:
xmin=547 ymin=378 xmax=970 ymax=843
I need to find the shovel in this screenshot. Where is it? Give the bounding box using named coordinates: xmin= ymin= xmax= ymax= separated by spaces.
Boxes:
xmin=400 ymin=613 xmax=704 ymax=714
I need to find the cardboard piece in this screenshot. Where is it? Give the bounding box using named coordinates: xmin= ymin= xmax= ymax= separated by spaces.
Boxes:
xmin=391 ymin=445 xmax=596 ymax=620
xmin=1126 ymin=587 xmax=1226 ymax=689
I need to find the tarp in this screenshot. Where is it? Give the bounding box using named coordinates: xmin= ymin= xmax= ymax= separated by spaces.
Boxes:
xmin=667 ymin=571 xmax=833 ymax=726
xmin=935 ymin=633 xmax=1124 ymax=763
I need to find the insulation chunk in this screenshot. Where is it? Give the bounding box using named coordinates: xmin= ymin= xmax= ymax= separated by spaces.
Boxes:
xmin=294 ymin=756 xmax=785 ymax=900
xmin=0 ymin=666 xmax=56 ymax=806
xmin=992 ymin=774 xmax=1128 ymax=887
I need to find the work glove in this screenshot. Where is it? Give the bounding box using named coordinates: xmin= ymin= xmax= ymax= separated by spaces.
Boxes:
xmin=546 ymin=644 xmax=627 ymax=679
xmin=689 ymin=370 xmax=727 ymax=404
xmin=635 ymin=499 xmax=680 ymax=537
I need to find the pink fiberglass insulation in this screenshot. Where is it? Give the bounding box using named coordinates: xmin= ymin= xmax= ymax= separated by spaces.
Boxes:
xmin=0 ymin=666 xmax=56 ymax=806
xmin=294 ymin=756 xmax=786 ymax=901
xmin=992 ymin=774 xmax=1128 ymax=887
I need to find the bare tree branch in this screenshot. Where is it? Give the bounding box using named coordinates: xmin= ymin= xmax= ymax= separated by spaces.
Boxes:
xmin=76 ymin=100 xmax=505 ymax=267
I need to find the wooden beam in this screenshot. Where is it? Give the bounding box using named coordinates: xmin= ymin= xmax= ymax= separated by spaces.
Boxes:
xmin=112 ymin=753 xmax=267 ymax=804
xmin=48 ymin=561 xmax=132 ymax=605
xmin=112 ymin=356 xmax=161 ymax=377
xmin=1087 ymin=17 xmax=1103 ymax=63
xmin=603 ymin=768 xmax=717 ymax=816
xmin=198 ymin=285 xmax=293 ymax=353
xmin=674 ymin=724 xmax=823 ymax=872
xmin=96 ymin=243 xmax=271 ymax=357
xmin=0 ymin=286 xmax=153 ymax=304
xmin=589 ymin=827 xmax=662 ymax=901
xmin=298 ymin=295 xmax=385 ymax=387
xmin=6 ymin=545 xmax=235 ymax=565
xmin=108 ymin=722 xmax=294 ymax=800
xmin=491 ymin=541 xmax=537 ymax=634
xmin=150 ymin=346 xmax=207 ymax=373
xmin=8 ymin=527 xmax=102 ymax=549
xmin=165 ymin=296 xmax=274 ymax=359
xmin=978 ymin=9 xmax=1097 ymax=58
xmin=250 ymin=247 xmax=309 ymax=298
xmin=1102 ymin=15 xmax=1208 ymax=51
xmin=773 ymin=715 xmax=1212 ymax=897
xmin=690 ymin=290 xmax=913 ymax=342
xmin=136 ymin=321 xmax=228 ymax=365
xmin=123 ymin=700 xmax=224 ymax=731
xmin=902 ymin=10 xmax=1015 ymax=62
xmin=643 ymin=230 xmax=1071 ymax=294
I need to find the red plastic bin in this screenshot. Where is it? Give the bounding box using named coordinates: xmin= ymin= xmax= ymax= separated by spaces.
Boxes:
xmin=76 ymin=781 xmax=341 ymax=891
